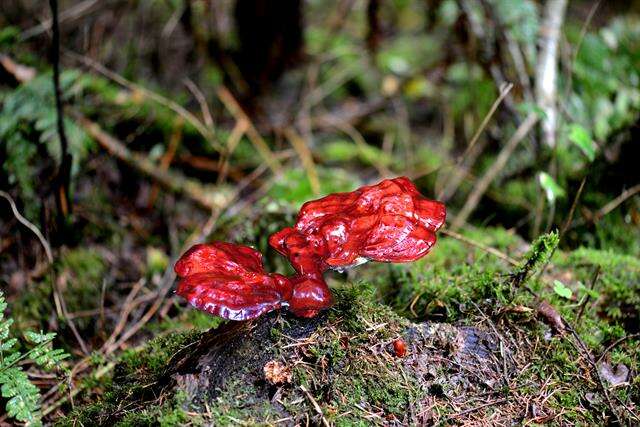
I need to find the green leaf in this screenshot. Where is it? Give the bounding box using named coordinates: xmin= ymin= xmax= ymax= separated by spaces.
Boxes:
xmin=538 ymin=172 xmax=565 ymax=203
xmin=0 ymin=338 xmax=18 ymax=352
xmin=553 ymin=280 xmax=573 ymax=299
xmin=0 ymin=367 xmax=41 ymax=424
xmin=23 ymin=331 xmax=55 ymax=345
xmin=568 ymin=124 xmax=597 ymax=161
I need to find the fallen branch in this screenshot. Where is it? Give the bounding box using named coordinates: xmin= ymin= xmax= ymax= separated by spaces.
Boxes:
xmin=74 ymin=113 xmax=232 ymax=212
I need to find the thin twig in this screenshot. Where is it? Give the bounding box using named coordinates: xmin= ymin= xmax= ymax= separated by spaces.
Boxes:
xmin=216 ymin=86 xmax=282 ymax=175
xmin=441 ymin=229 xmax=518 ymax=266
xmin=576 ymin=266 xmax=600 ymax=324
xmin=21 ymin=0 xmax=103 ymax=41
xmin=452 ymin=113 xmax=538 ymax=229
xmin=184 ymin=78 xmax=215 ymax=130
xmin=560 ymin=177 xmax=586 ymax=237
xmin=569 ymin=183 xmax=640 ymax=230
xmin=0 ymin=191 xmax=53 ymax=264
xmin=75 ymin=113 xmax=232 ymax=212
xmin=300 ymin=385 xmax=330 ymax=427
xmin=594 ymin=183 xmax=640 ymax=220
xmin=100 ymin=279 xmax=147 ymax=353
xmin=49 ymin=0 xmax=72 ymax=217
xmin=597 ymin=333 xmax=640 ymax=364
xmin=284 ymin=127 xmax=321 ymax=195
xmin=438 ymin=82 xmax=513 ymax=201
xmin=217 ymin=119 xmax=249 ymax=185
xmin=66 ymin=51 xmax=223 ymax=152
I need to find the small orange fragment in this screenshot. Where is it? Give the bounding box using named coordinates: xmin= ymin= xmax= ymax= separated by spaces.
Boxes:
xmin=263 ymin=360 xmax=292 ymax=385
xmin=393 ymin=338 xmax=407 ymax=357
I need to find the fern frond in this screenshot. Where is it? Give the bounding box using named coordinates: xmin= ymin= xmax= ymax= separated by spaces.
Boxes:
xmin=0 ymin=367 xmax=41 ymax=424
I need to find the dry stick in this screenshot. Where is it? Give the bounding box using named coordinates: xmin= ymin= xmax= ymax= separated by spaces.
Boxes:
xmin=184 ymin=78 xmax=215 ymax=130
xmin=284 ymin=127 xmax=321 ymax=195
xmin=49 ymin=0 xmax=72 ymax=218
xmin=441 ymin=229 xmax=518 ymax=266
xmin=100 ymin=279 xmax=147 ymax=352
xmin=20 ymin=0 xmax=103 ymax=40
xmin=0 ymin=191 xmax=53 ymax=264
xmin=535 ymin=0 xmax=568 ymax=148
xmin=75 ymin=114 xmax=231 ymax=212
xmin=560 ymin=176 xmax=587 ymax=237
xmin=576 ymin=266 xmax=600 ymax=324
xmin=438 ymin=82 xmax=513 ymax=201
xmin=535 ymin=176 xmax=588 ymax=281
xmin=216 ymin=119 xmax=249 ymax=185
xmin=148 ymin=118 xmax=184 ymax=207
xmin=563 ymin=323 xmax=625 ymax=425
xmin=300 ymin=385 xmax=330 ymax=427
xmin=594 ymin=183 xmax=640 ymax=220
xmin=451 ymin=113 xmax=539 ymax=230
xmin=569 ymin=183 xmax=640 ymax=230
xmin=52 ymin=273 xmax=90 ymax=355
xmin=597 ymin=333 xmax=640 ymax=365
xmin=216 ymin=86 xmax=282 ymax=175
xmin=66 ymin=51 xmax=222 ymax=152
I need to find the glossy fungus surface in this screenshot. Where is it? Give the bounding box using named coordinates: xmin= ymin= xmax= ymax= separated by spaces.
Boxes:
xmin=175 ymin=177 xmax=446 ymax=321
xmin=174 ymin=242 xmax=292 ymax=320
xmin=269 ymin=176 xmax=446 ymax=273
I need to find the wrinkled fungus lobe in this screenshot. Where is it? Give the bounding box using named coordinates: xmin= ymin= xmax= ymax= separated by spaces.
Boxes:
xmin=175 ymin=177 xmax=446 ymax=320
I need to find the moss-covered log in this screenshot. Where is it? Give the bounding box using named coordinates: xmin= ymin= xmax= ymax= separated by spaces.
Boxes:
xmin=59 ymin=233 xmax=640 ymax=426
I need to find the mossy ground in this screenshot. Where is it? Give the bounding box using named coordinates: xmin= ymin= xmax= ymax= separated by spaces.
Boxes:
xmin=59 ymin=229 xmax=639 ymax=425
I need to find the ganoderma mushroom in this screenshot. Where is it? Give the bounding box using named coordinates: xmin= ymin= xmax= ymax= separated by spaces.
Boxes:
xmin=175 ymin=177 xmax=446 ymax=320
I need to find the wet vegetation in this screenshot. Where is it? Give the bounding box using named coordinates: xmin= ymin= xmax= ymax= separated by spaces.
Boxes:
xmin=1 ymin=0 xmax=639 ymax=425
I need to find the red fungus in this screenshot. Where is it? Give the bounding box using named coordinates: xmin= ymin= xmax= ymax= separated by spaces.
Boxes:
xmin=174 ymin=242 xmax=293 ymax=320
xmin=393 ymin=338 xmax=408 ymax=357
xmin=269 ymin=176 xmax=445 ymax=271
xmin=175 ymin=177 xmax=445 ymax=321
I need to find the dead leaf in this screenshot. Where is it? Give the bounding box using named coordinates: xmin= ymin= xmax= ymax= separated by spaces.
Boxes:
xmin=263 ymin=360 xmax=292 ymax=385
xmin=598 ymin=362 xmax=629 ymax=387
xmin=537 ymin=300 xmax=565 ymax=334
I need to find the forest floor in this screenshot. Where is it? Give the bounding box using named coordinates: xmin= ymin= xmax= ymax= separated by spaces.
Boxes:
xmin=1 ymin=1 xmax=640 ymax=425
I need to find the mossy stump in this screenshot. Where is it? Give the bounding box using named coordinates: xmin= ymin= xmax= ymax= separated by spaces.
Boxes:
xmin=63 ymin=288 xmax=513 ymax=426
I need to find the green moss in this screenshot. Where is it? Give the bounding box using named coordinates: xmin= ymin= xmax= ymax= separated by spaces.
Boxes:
xmin=60 ymin=330 xmax=205 ymax=426
xmin=13 ymin=248 xmax=106 ymax=335
xmin=374 ymin=228 xmax=523 ymax=322
xmin=115 ymin=391 xmax=200 ymax=427
xmin=60 ymin=230 xmax=640 ymax=425
xmin=147 ymin=307 xmax=224 ymax=334
xmin=116 ymin=330 xmax=203 ymax=382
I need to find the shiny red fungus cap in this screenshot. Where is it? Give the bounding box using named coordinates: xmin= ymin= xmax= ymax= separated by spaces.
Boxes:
xmin=175 ymin=242 xmax=293 ymax=320
xmin=269 ymin=176 xmax=446 ymax=272
xmin=175 ymin=177 xmax=445 ymax=321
